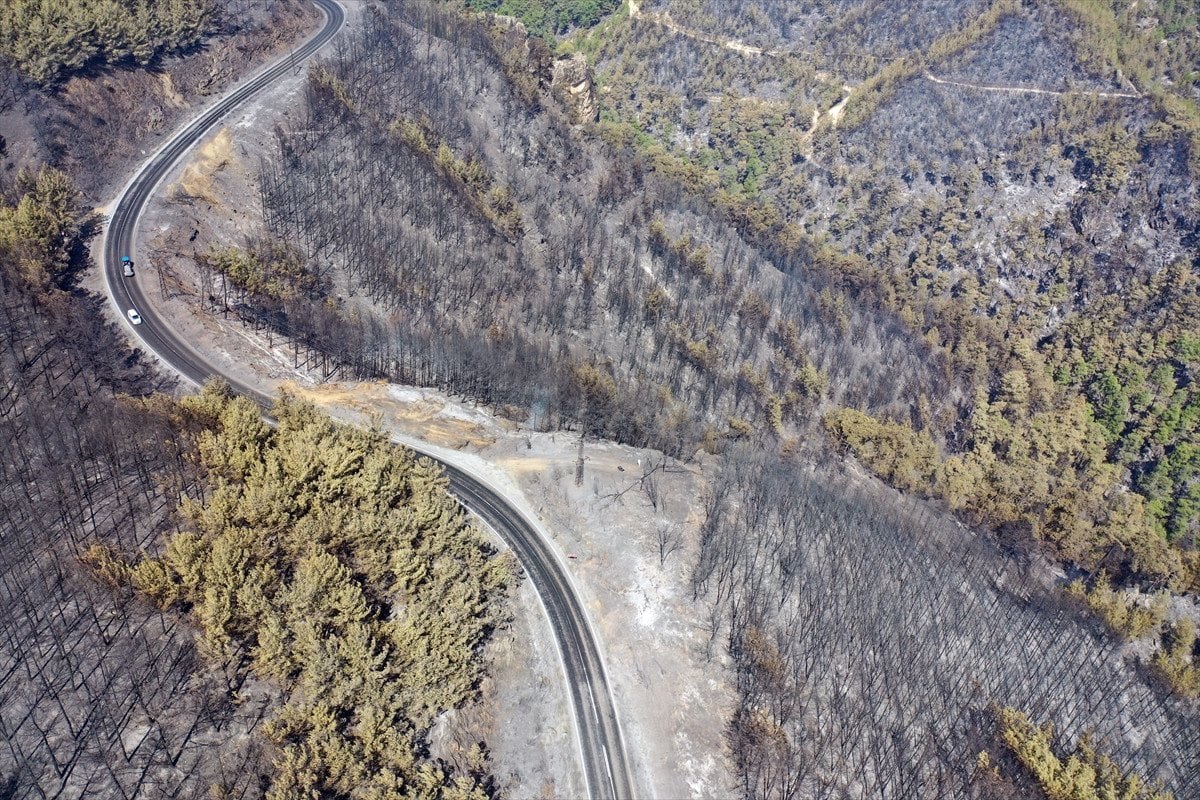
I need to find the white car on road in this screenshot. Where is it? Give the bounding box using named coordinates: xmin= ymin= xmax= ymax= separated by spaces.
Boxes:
xmin=127 ymin=308 xmax=142 ymax=325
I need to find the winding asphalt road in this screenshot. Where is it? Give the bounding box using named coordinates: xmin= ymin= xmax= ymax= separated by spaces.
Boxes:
xmin=100 ymin=2 xmax=632 ymax=797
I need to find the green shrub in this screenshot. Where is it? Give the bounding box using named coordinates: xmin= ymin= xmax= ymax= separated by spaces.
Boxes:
xmin=0 ymin=0 xmax=219 ymax=85
xmin=1152 ymin=620 xmax=1200 ymax=699
xmin=996 ymin=707 xmax=1173 ymax=800
xmin=824 ymin=408 xmax=940 ymax=494
xmin=1065 ymin=574 xmax=1168 ymax=640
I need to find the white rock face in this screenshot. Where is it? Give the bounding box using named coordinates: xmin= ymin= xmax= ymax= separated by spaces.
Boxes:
xmin=552 ymin=54 xmax=599 ymax=123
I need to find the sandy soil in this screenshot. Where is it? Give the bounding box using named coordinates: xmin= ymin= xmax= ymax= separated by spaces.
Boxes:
xmin=90 ymin=2 xmax=740 ymax=796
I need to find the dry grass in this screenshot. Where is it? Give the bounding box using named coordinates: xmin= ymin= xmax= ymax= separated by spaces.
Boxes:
xmin=158 ymin=72 xmax=188 ymax=108
xmin=282 ymin=380 xmax=501 ymax=449
xmin=174 ymin=128 xmax=233 ymax=205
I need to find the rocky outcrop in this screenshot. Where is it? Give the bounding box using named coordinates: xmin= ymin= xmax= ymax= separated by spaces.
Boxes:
xmin=551 ymin=54 xmax=598 ymax=124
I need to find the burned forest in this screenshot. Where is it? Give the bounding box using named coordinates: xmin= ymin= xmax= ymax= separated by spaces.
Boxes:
xmin=0 ymin=166 xmax=512 ymax=797
xmin=0 ymin=4 xmax=512 ymax=792
xmin=3 ymin=0 xmax=1200 ymax=796
xmin=255 ymin=3 xmax=960 ymax=458
xmin=0 ymin=172 xmax=275 ymax=796
xmin=697 ymin=449 xmax=1199 ymax=797
xmin=190 ymin=0 xmax=1200 ymax=797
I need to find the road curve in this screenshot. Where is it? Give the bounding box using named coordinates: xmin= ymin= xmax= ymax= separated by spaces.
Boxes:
xmin=100 ymin=2 xmax=632 ymax=797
